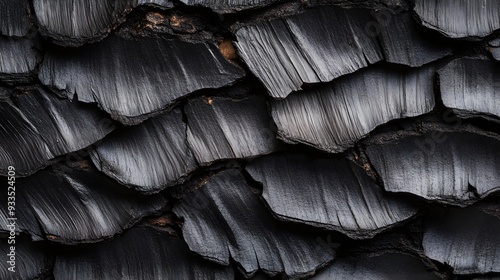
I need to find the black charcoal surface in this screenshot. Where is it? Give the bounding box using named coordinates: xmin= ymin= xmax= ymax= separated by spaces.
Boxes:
xmin=91 ymin=109 xmax=198 ymax=193
xmin=414 ymin=0 xmax=500 ymax=39
xmin=0 ymin=237 xmax=53 ymax=280
xmin=185 ymin=96 xmax=278 ymax=165
xmin=378 ymin=12 xmax=452 ymax=67
xmin=366 ymin=132 xmax=500 ymax=205
xmin=423 ymin=206 xmax=500 ymax=274
xmin=0 ymin=87 xmax=114 ymax=176
xmin=53 ymin=227 xmax=234 ymax=279
xmin=0 ymin=188 xmax=44 ymax=240
xmin=246 ymin=153 xmax=418 ymax=239
xmin=271 ymin=65 xmax=435 ymax=153
xmin=180 ymin=0 xmax=276 ymax=13
xmin=173 ymin=170 xmax=335 ymax=278
xmin=235 ymin=7 xmax=450 ymax=98
xmin=439 ymin=58 xmax=500 ymax=120
xmin=235 ymin=6 xmax=383 ymax=98
xmin=39 ymin=35 xmax=244 ymax=124
xmin=33 ymin=0 xmax=172 ymax=46
xmin=0 ymin=0 xmax=30 ymax=37
xmin=0 ymin=37 xmax=39 ymax=83
xmin=16 ymin=167 xmax=166 ymax=243
xmin=311 ymin=252 xmax=439 ymax=280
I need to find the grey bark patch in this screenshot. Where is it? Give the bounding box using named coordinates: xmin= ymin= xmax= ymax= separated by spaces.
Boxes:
xmin=173 ymin=170 xmax=335 ymax=278
xmin=0 ymin=87 xmax=114 ymax=177
xmin=33 ymin=0 xmax=173 ymax=46
xmin=414 ymin=0 xmax=500 ymax=39
xmin=53 ymin=227 xmax=234 ymax=279
xmin=365 ymin=131 xmax=500 ymax=205
xmin=423 ymin=205 xmax=500 ymax=274
xmin=185 ymin=96 xmax=279 ymax=165
xmin=0 ymin=236 xmax=53 ymax=279
xmin=235 ymin=6 xmax=450 ymax=98
xmin=0 ymin=0 xmax=31 ymax=37
xmin=246 ymin=153 xmax=418 ymax=239
xmin=39 ymin=34 xmax=244 ymax=124
xmin=439 ymin=58 xmax=500 ymax=121
xmin=91 ymin=108 xmax=198 ymax=193
xmin=0 ymin=36 xmax=39 ymax=83
xmin=271 ymin=64 xmax=435 ymax=153
xmin=6 ymin=167 xmax=166 ymax=244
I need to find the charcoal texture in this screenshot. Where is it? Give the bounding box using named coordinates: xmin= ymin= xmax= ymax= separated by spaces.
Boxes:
xmin=0 ymin=87 xmax=113 ymax=176
xmin=235 ymin=7 xmax=449 ymax=98
xmin=271 ymin=65 xmax=435 ymax=153
xmin=91 ymin=109 xmax=197 ymax=193
xmin=33 ymin=0 xmax=172 ymax=46
xmin=0 ymin=237 xmax=52 ymax=280
xmin=414 ymin=0 xmax=500 ymax=39
xmin=185 ymin=96 xmax=278 ymax=165
xmin=0 ymin=0 xmax=31 ymax=37
xmin=53 ymin=228 xmax=234 ymax=279
xmin=0 ymin=37 xmax=39 ymax=83
xmin=439 ymin=58 xmax=500 ymax=120
xmin=423 ymin=206 xmax=500 ymax=274
xmin=246 ymin=153 xmax=418 ymax=239
xmin=39 ymin=35 xmax=244 ymax=124
xmin=1 ymin=167 xmax=166 ymax=243
xmin=311 ymin=252 xmax=440 ymax=280
xmin=366 ymin=132 xmax=500 ymax=205
xmin=173 ymin=170 xmax=335 ymax=278
xmin=180 ymin=0 xmax=275 ymax=13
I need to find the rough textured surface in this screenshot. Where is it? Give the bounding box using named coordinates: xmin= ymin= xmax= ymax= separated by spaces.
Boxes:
xmin=0 ymin=87 xmax=114 ymax=176
xmin=39 ymin=35 xmax=244 ymax=124
xmin=439 ymin=58 xmax=500 ymax=120
xmin=235 ymin=7 xmax=450 ymax=98
xmin=11 ymin=167 xmax=166 ymax=243
xmin=311 ymin=253 xmax=439 ymax=280
xmin=180 ymin=0 xmax=276 ymax=13
xmin=423 ymin=206 xmax=500 ymax=274
xmin=0 ymin=0 xmax=31 ymax=37
xmin=91 ymin=109 xmax=197 ymax=193
xmin=235 ymin=6 xmax=383 ymax=98
xmin=414 ymin=0 xmax=500 ymax=39
xmin=33 ymin=0 xmax=172 ymax=46
xmin=185 ymin=96 xmax=278 ymax=165
xmin=246 ymin=153 xmax=418 ymax=239
xmin=271 ymin=65 xmax=435 ymax=153
xmin=378 ymin=12 xmax=452 ymax=67
xmin=0 ymin=37 xmax=39 ymax=83
xmin=173 ymin=170 xmax=335 ymax=278
xmin=54 ymin=228 xmax=234 ymax=279
xmin=0 ymin=237 xmax=53 ymax=279
xmin=366 ymin=132 xmax=500 ymax=205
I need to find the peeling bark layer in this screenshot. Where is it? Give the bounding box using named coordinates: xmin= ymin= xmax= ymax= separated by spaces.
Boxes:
xmin=1 ymin=167 xmax=166 ymax=243
xmin=235 ymin=7 xmax=449 ymax=98
xmin=39 ymin=35 xmax=244 ymax=124
xmin=0 ymin=87 xmax=113 ymax=176
xmin=246 ymin=153 xmax=418 ymax=239
xmin=414 ymin=0 xmax=500 ymax=39
xmin=439 ymin=58 xmax=500 ymax=120
xmin=366 ymin=132 xmax=500 ymax=205
xmin=423 ymin=206 xmax=500 ymax=274
xmin=173 ymin=170 xmax=335 ymax=278
xmin=91 ymin=109 xmax=197 ymax=193
xmin=33 ymin=0 xmax=173 ymax=46
xmin=185 ymin=96 xmax=278 ymax=165
xmin=53 ymin=228 xmax=234 ymax=279
xmin=271 ymin=65 xmax=435 ymax=153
